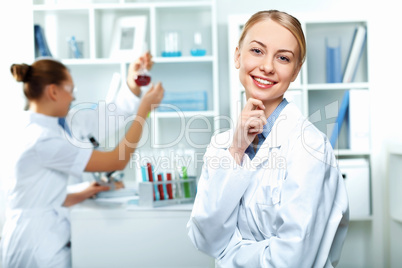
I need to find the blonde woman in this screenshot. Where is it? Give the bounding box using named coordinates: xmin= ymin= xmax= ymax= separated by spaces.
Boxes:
xmin=187 ymin=10 xmax=349 ymax=267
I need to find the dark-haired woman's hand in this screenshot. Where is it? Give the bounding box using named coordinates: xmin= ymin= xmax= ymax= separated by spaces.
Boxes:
xmin=139 ymin=82 xmax=164 ymax=113
xmin=127 ymin=52 xmax=153 ymax=97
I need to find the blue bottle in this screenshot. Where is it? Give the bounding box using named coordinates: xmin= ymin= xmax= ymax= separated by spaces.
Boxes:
xmin=190 ymin=32 xmax=206 ymax=57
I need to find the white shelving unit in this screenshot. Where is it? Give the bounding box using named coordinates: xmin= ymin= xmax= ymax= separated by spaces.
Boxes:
xmin=387 ymin=142 xmax=402 ymax=267
xmin=32 ymin=0 xmax=219 ymax=179
xmin=228 ymin=14 xmax=373 ymax=267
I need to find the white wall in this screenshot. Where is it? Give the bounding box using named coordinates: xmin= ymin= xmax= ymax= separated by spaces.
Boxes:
xmin=367 ymin=3 xmax=402 ymax=267
xmin=1 ymin=0 xmax=401 ymax=267
xmin=0 ymin=0 xmax=33 ymax=235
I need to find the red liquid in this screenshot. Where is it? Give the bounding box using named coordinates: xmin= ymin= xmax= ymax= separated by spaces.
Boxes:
xmin=147 ymin=163 xmax=155 ymax=201
xmin=135 ymin=75 xmax=151 ymax=86
xmin=166 ymin=173 xmax=173 ymax=199
xmin=157 ymin=174 xmax=165 ymax=200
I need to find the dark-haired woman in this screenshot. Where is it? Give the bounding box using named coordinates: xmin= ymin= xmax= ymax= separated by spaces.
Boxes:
xmin=1 ymin=58 xmax=163 ymax=268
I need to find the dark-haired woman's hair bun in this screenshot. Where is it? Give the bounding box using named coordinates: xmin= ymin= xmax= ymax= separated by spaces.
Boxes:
xmin=10 ymin=64 xmax=31 ymax=82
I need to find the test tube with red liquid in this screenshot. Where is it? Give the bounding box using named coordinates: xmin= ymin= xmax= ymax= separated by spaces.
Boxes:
xmin=166 ymin=173 xmax=173 ymax=199
xmin=157 ymin=174 xmax=165 ymax=200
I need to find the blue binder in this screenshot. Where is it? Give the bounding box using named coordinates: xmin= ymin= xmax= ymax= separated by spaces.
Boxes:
xmin=326 ymin=38 xmax=342 ymax=83
xmin=34 ymin=24 xmax=52 ymax=57
xmin=330 ymin=90 xmax=349 ymax=148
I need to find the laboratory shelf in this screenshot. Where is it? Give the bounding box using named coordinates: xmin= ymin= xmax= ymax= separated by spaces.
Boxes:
xmin=153 ymin=110 xmax=216 ymax=118
xmin=307 ymin=82 xmax=369 ymax=90
xmin=334 ymin=150 xmax=371 ymax=157
xmin=154 ymin=56 xmax=214 ymax=63
xmin=350 ymin=216 xmax=373 ymax=222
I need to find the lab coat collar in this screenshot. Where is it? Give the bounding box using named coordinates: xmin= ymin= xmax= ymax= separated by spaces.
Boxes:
xmin=252 ymin=102 xmax=303 ymax=163
xmin=24 ymin=111 xmax=63 ymax=135
xmin=260 ymin=98 xmax=289 ymax=139
xmin=209 ymin=102 xmax=305 ymax=167
xmin=26 ymin=111 xmax=60 ymax=128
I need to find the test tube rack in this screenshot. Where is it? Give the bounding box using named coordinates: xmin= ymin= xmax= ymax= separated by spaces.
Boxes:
xmin=139 ymin=177 xmax=197 ymax=207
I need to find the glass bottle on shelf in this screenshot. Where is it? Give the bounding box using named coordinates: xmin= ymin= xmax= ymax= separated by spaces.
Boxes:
xmin=162 ymin=31 xmax=182 ymax=57
xmin=190 ymin=32 xmax=206 ymax=57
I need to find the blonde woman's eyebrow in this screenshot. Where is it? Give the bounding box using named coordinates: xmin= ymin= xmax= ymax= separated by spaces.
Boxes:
xmin=250 ymin=40 xmax=266 ymax=48
xmin=277 ymin=49 xmax=295 ymax=56
xmin=250 ymin=40 xmax=295 ymax=56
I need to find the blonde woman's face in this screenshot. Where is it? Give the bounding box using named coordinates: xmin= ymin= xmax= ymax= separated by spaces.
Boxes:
xmin=234 ymin=19 xmax=301 ymax=104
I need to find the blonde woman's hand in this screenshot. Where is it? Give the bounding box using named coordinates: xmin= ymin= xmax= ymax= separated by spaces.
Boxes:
xmin=127 ymin=51 xmax=154 ymax=96
xmin=229 ymin=98 xmax=266 ymax=164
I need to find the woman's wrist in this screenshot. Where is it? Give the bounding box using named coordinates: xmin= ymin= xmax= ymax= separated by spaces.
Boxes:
xmin=229 ymin=146 xmax=245 ymax=165
xmin=82 ymin=187 xmax=96 ymax=199
xmin=137 ymin=103 xmax=151 ymax=118
xmin=129 ymin=83 xmax=141 ymax=97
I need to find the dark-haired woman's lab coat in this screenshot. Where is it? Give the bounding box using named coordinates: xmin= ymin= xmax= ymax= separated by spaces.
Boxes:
xmin=1 ymin=112 xmax=92 ymax=268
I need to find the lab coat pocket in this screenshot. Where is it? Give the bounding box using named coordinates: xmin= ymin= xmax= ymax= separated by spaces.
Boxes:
xmin=254 ymin=184 xmax=281 ymax=238
xmin=255 ymin=201 xmax=279 ymax=238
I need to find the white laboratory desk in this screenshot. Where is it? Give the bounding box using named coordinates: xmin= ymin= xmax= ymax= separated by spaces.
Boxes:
xmin=70 ymin=199 xmax=214 ymax=268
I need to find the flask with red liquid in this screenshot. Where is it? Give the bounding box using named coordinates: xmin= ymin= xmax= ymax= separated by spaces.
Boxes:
xmin=134 ymin=62 xmax=151 ymax=86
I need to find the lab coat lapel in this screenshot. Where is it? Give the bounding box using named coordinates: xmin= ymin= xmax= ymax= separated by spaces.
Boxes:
xmin=252 ymin=103 xmax=302 ymax=166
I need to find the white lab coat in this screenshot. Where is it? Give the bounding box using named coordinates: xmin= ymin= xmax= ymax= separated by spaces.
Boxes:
xmin=187 ymin=103 xmax=349 ymax=268
xmin=0 ymin=84 xmax=141 ymax=267
xmin=0 ymin=112 xmax=93 ymax=268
